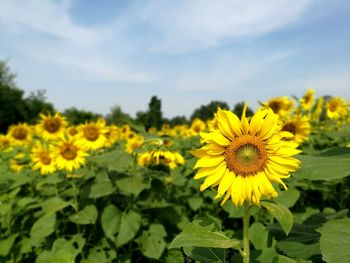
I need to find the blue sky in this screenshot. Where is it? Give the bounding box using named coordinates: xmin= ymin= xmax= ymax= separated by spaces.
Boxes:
xmin=0 ymin=0 xmax=349 ymax=118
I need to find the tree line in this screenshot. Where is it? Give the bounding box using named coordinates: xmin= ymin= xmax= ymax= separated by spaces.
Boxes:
xmin=0 ymin=60 xmax=253 ymax=133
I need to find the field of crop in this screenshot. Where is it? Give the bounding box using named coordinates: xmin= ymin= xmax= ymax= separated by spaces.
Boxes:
xmin=1 ymin=90 xmax=350 ymax=263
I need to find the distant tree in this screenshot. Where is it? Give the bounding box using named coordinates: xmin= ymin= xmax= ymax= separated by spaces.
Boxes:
xmin=106 ymin=105 xmax=132 ymax=125
xmin=232 ymin=102 xmax=254 ymax=118
xmin=168 ymin=116 xmax=188 ymax=126
xmin=136 ymin=96 xmax=163 ymax=130
xmin=190 ymin=100 xmax=229 ymax=121
xmin=0 ymin=61 xmax=54 ymax=132
xmin=63 ymin=107 xmax=102 ymax=125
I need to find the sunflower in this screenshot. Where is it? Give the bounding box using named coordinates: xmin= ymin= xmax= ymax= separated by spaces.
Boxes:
xmin=280 ymin=115 xmax=311 ymax=145
xmin=104 ymin=125 xmax=119 ymax=148
xmin=10 ymin=152 xmax=28 ymax=172
xmin=190 ymin=118 xmax=206 ymax=135
xmin=311 ymin=97 xmax=324 ymax=121
xmin=192 ymin=106 xmax=301 ymax=207
xmin=30 ymin=143 xmax=56 ymax=175
xmin=36 ymin=112 xmax=67 ymax=141
xmin=138 ymin=150 xmax=185 ymax=169
xmin=0 ymin=135 xmax=13 ymax=151
xmin=76 ymin=119 xmax=108 ymax=151
xmin=7 ymin=123 xmax=32 ymax=146
xmin=264 ymin=96 xmax=294 ymax=116
xmin=119 ymin=124 xmax=131 ymax=139
xmin=300 ymin=89 xmax=315 ymax=110
xmin=125 ymin=134 xmax=144 ymax=153
xmin=326 ymin=97 xmax=348 ymax=119
xmin=52 ymin=136 xmax=88 ymax=172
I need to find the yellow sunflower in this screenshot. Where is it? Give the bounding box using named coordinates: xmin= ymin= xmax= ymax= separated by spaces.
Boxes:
xmin=311 ymin=97 xmax=324 ymax=121
xmin=138 ymin=150 xmax=185 ymax=169
xmin=300 ymin=89 xmax=315 ymax=110
xmin=104 ymin=125 xmax=120 ymax=148
xmin=280 ymin=115 xmax=311 ymax=145
xmin=125 ymin=134 xmax=144 ymax=153
xmin=36 ymin=112 xmax=67 ymax=141
xmin=30 ymin=143 xmax=56 ymax=175
xmin=192 ymin=106 xmax=301 ymax=207
xmin=10 ymin=152 xmax=28 ymax=172
xmin=76 ymin=119 xmax=108 ymax=151
xmin=264 ymin=96 xmax=294 ymax=116
xmin=326 ymin=97 xmax=348 ymax=119
xmin=7 ymin=123 xmax=32 ymax=146
xmin=190 ymin=118 xmax=206 ymax=135
xmin=52 ymin=136 xmax=88 ymax=172
xmin=119 ymin=124 xmax=131 ymax=140
xmin=0 ymin=135 xmax=13 ymax=152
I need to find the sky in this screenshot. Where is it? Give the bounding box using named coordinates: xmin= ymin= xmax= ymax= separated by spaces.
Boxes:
xmin=0 ymin=0 xmax=349 ymax=118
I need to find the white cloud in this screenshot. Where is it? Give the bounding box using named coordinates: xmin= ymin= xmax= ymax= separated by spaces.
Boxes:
xmin=142 ymin=0 xmax=314 ymax=52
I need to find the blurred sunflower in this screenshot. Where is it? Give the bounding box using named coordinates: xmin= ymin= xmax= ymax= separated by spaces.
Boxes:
xmin=10 ymin=152 xmax=28 ymax=172
xmin=36 ymin=113 xmax=67 ymax=141
xmin=138 ymin=150 xmax=185 ymax=169
xmin=30 ymin=143 xmax=56 ymax=175
xmin=311 ymin=97 xmax=324 ymax=121
xmin=326 ymin=97 xmax=348 ymax=119
xmin=53 ymin=136 xmax=88 ymax=172
xmin=104 ymin=125 xmax=119 ymax=148
xmin=192 ymin=106 xmax=300 ymax=207
xmin=190 ymin=118 xmax=206 ymax=135
xmin=119 ymin=124 xmax=131 ymax=139
xmin=300 ymin=89 xmax=315 ymax=110
xmin=0 ymin=135 xmax=13 ymax=151
xmin=7 ymin=123 xmax=32 ymax=146
xmin=125 ymin=134 xmax=144 ymax=153
xmin=280 ymin=115 xmax=311 ymax=145
xmin=264 ymin=96 xmax=294 ymax=116
xmin=76 ymin=119 xmax=108 ymax=151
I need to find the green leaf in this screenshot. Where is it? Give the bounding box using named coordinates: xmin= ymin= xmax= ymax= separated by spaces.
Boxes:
xmin=70 ymin=205 xmax=98 ymax=225
xmin=0 ymin=235 xmax=17 ymax=256
xmin=295 ymin=154 xmax=350 ymax=181
xmin=30 ymin=213 xmax=56 ymax=246
xmin=249 ymin=222 xmax=268 ymax=249
xmin=101 ymin=205 xmax=122 ymax=240
xmin=137 ymin=224 xmax=167 ymax=260
xmin=261 ymin=201 xmax=293 ymax=235
xmin=277 ymin=241 xmax=320 ymax=259
xmin=275 ymin=187 xmax=300 ymax=208
xmin=90 ymin=147 xmax=133 ymax=173
xmin=116 ymin=210 xmax=141 ymax=247
xmin=318 ymin=218 xmax=350 ymax=263
xmin=115 ymin=174 xmax=149 ymax=197
xmin=169 ymin=216 xmax=240 ymax=249
xmin=41 ymin=197 xmax=70 ymax=214
xmin=222 ymin=202 xmax=244 ymax=218
xmin=273 ymin=255 xmax=298 ymax=263
xmin=81 ymin=238 xmax=116 ymax=263
xmin=88 ymin=174 xmax=115 ymax=199
xmin=251 ymin=247 xmax=278 ymax=263
xmin=184 ymin=247 xmax=227 ymax=263
xmin=188 ymin=197 xmax=203 ymax=211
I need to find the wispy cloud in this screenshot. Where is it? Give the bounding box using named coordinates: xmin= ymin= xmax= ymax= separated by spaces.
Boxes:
xmin=141 ymin=0 xmax=314 ymax=53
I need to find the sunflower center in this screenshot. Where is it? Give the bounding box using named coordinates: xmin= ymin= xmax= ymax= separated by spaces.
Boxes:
xmin=282 ymin=123 xmax=296 ymax=135
xmin=13 ymin=127 xmax=28 ymax=140
xmin=268 ymin=102 xmax=281 ymax=114
xmin=225 ymin=135 xmax=267 ymax=176
xmin=84 ymin=126 xmax=99 ymax=141
xmin=193 ymin=125 xmax=201 ymax=133
xmin=61 ymin=144 xmax=78 ymax=160
xmin=44 ymin=118 xmax=61 ymax=133
xmin=39 ymin=152 xmax=52 ymax=165
xmin=329 ymin=102 xmax=337 ymax=112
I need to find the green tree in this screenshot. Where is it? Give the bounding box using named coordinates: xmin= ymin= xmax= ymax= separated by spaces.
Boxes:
xmin=64 ymin=107 xmax=102 ymax=125
xmin=190 ymin=101 xmax=229 ymax=121
xmin=136 ymin=96 xmax=163 ymax=130
xmin=23 ymin=90 xmax=55 ymax=123
xmin=106 ymin=105 xmax=132 ymax=125
xmin=232 ymin=102 xmax=254 ymax=118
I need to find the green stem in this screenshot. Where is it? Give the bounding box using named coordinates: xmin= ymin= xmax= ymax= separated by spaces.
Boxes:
xmin=243 ymin=206 xmax=251 ymax=263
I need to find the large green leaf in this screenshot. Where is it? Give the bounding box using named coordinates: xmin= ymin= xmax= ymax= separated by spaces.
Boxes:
xmin=295 ymin=153 xmax=350 ymax=181
xmin=30 ymin=213 xmax=56 ymax=246
xmin=70 ymin=205 xmax=98 ymax=225
xmin=81 ymin=238 xmax=116 ymax=263
xmin=101 ymin=205 xmax=122 ymax=240
xmin=115 ymin=174 xmax=149 ymax=196
xmin=41 ymin=197 xmax=71 ymax=214
xmin=183 ymin=247 xmax=227 ymax=263
xmin=318 ymin=218 xmax=350 ymax=263
xmin=169 ymin=216 xmax=240 ymax=249
xmin=275 ymin=187 xmax=300 ymax=208
xmin=277 ymin=241 xmax=320 ymax=259
xmin=261 ymin=201 xmax=293 ymax=235
xmin=249 ymin=222 xmax=268 ymax=250
xmin=89 ymin=147 xmax=133 ymax=173
xmin=0 ymin=235 xmax=17 ymax=256
xmin=116 ymin=210 xmax=141 ymax=247
xmin=88 ymin=172 xmax=115 ymax=198
xmin=137 ymin=224 xmax=167 ymax=260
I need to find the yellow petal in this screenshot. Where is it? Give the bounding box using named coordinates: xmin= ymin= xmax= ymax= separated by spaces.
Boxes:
xmin=194 ymin=155 xmax=225 ymax=169
xmin=216 ymin=170 xmax=235 ymax=198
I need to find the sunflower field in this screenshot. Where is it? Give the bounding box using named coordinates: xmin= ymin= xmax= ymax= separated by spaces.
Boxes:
xmin=1 ymin=90 xmax=350 ymax=263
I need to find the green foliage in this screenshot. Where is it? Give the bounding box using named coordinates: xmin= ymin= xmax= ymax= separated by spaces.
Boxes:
xmin=106 ymin=105 xmax=133 ymax=125
xmin=232 ymin=101 xmax=254 ymax=117
xmin=190 ymin=100 xmax=229 ymax=121
xmin=63 ymin=107 xmax=102 ymax=125
xmin=136 ymin=95 xmax=163 ymax=130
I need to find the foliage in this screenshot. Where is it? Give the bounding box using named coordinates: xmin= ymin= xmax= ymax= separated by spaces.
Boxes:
xmin=136 ymin=96 xmax=163 ymax=130
xmin=63 ymin=107 xmax=102 ymax=125
xmin=190 ymin=100 xmax=229 ymax=121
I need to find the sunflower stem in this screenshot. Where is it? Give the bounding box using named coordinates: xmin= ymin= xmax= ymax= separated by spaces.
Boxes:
xmin=243 ymin=205 xmax=251 ymax=263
